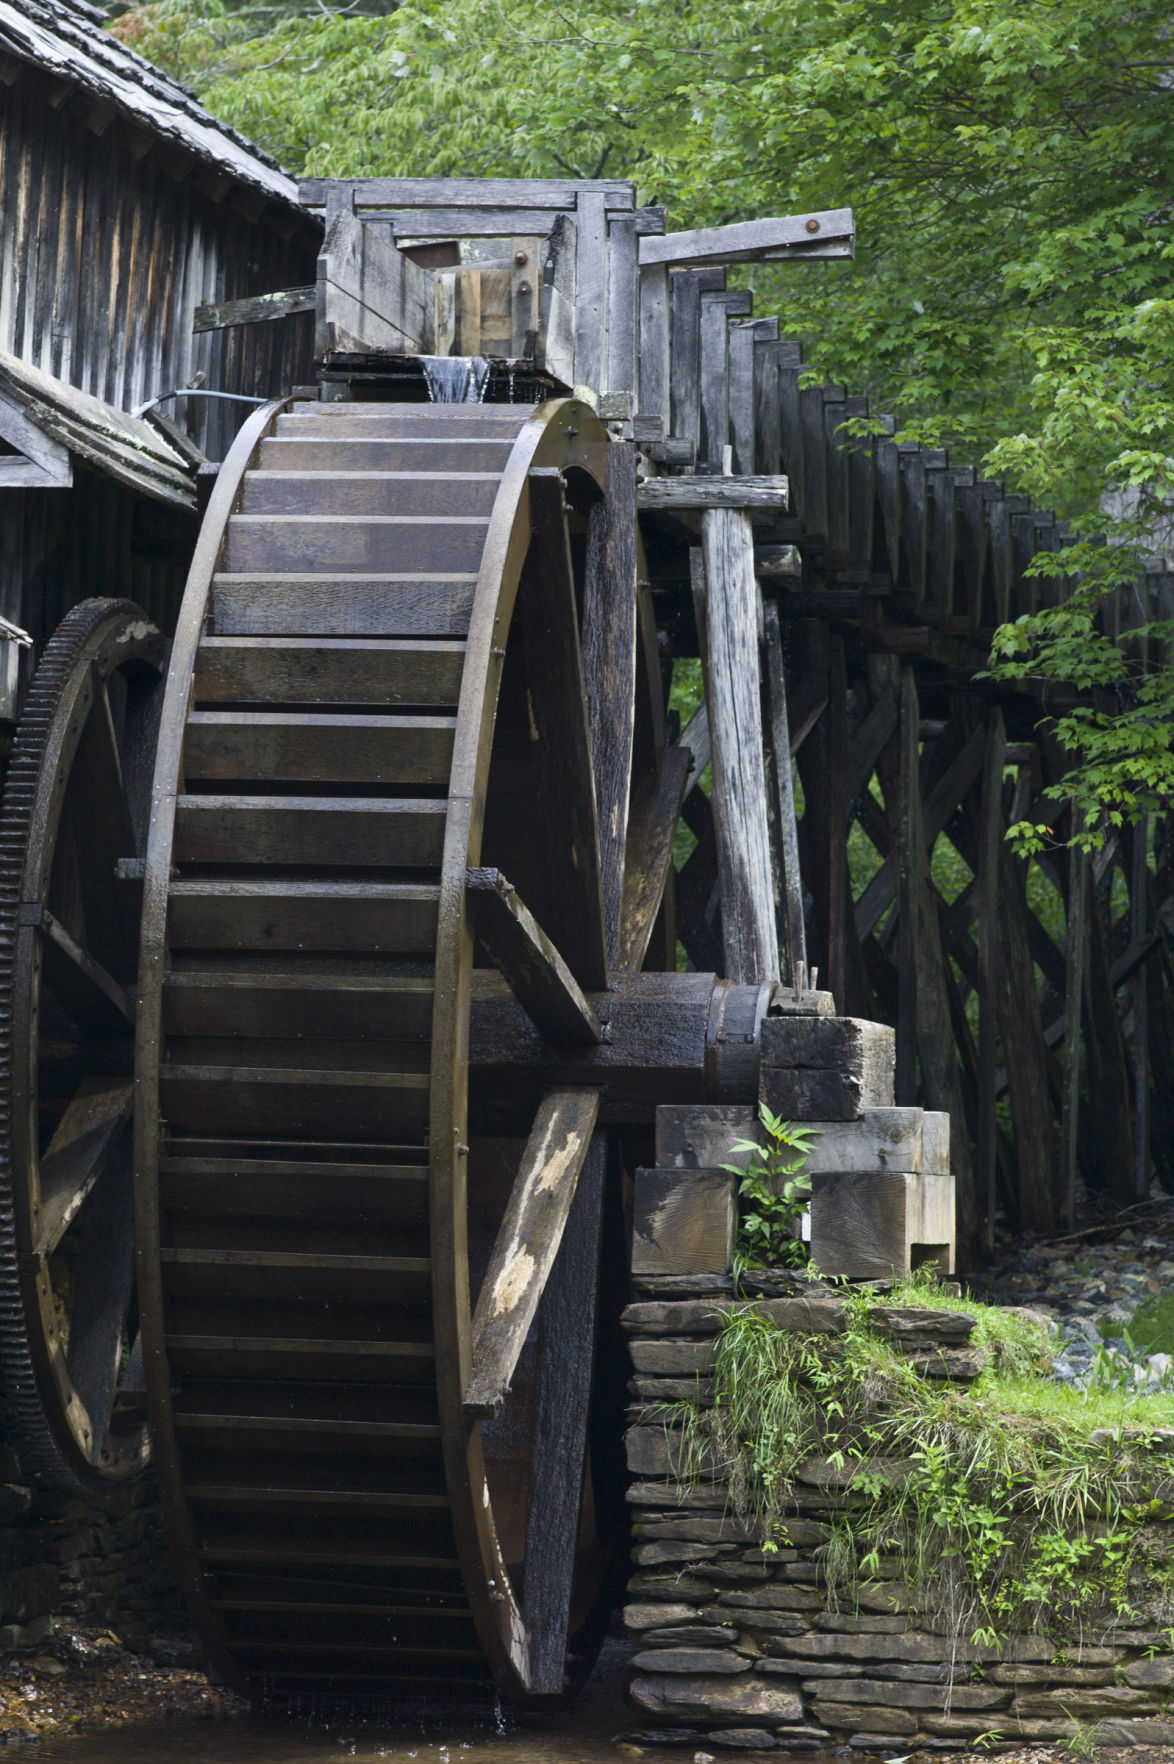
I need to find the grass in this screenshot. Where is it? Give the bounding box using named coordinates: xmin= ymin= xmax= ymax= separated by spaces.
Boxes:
xmin=1110 ymin=1292 xmax=1174 ymax=1354
xmin=664 ymin=1269 xmax=1174 ymax=1658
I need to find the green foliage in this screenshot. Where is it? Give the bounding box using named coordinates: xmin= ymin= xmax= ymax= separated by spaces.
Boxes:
xmin=1115 ymin=1295 xmax=1174 ymax=1357
xmin=107 ymin=0 xmax=1174 ymax=832
xmin=1060 ymin=1714 xmax=1106 ymax=1761
xmin=666 ymin=1274 xmax=1174 ymax=1661
xmin=721 ymin=1103 xmax=816 ymax=1272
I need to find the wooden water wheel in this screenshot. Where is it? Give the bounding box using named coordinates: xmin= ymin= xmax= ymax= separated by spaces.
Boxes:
xmin=134 ymin=394 xmax=663 ymax=1704
xmin=0 ymin=598 xmax=164 ymax=1488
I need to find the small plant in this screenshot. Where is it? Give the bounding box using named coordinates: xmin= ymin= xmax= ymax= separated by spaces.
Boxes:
xmin=722 ymin=1103 xmax=816 ymax=1270
xmin=1060 ymin=1713 xmax=1105 ymax=1761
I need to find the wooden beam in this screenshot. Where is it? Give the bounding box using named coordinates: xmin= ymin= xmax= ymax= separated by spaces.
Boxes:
xmin=976 ymin=710 xmax=1006 ymax=1255
xmin=300 ymin=175 xmax=637 ymax=212
xmin=193 ymin=286 xmax=315 ymax=333
xmin=520 ymin=469 xmax=609 ymax=991
xmin=464 ymin=1089 xmax=602 ymax=1421
xmin=894 ymin=668 xmax=920 ymax=1105
xmin=466 ymin=868 xmax=601 ymax=1047
xmin=697 ymin=518 xmax=780 ymax=983
xmin=638 ymin=476 xmax=788 ymax=513
xmin=638 ymin=209 xmax=855 ymax=269
xmin=582 ymin=443 xmax=638 ymax=966
xmin=523 ymin=1130 xmax=606 ymax=1695
xmin=1060 ymin=824 xmax=1088 ymax=1229
xmin=617 ymin=746 xmax=693 ymax=972
xmin=762 ymin=600 xmax=807 ymax=987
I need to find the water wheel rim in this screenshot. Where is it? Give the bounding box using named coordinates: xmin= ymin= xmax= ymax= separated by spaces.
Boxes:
xmin=134 ymin=395 xmax=615 ymax=1701
xmin=0 ymin=597 xmax=164 ymax=1487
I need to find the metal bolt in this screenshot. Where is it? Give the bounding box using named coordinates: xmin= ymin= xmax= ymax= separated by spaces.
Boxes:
xmin=457 ymin=1142 xmax=469 ymax=1157
xmin=518 ymin=281 xmax=531 ymax=296
xmin=805 ymin=217 xmax=820 ymax=234
xmin=514 ymin=250 xmax=528 ymax=266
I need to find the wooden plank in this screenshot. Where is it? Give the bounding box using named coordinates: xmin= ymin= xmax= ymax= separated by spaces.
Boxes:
xmin=510 ymin=235 xmax=542 ymax=357
xmin=669 ymin=270 xmax=703 ymax=454
xmin=300 ymin=177 xmax=637 ymax=211
xmin=211 ymin=573 xmax=477 ymax=639
xmin=638 ymin=477 xmax=788 ymax=512
xmin=605 ymin=214 xmax=638 ymax=395
xmin=194 ymin=637 xmax=465 ymax=707
xmin=225 ymin=514 xmax=488 ymax=576
xmin=466 ymin=867 xmax=601 ymax=1047
xmin=698 ymin=521 xmax=780 ymax=983
xmin=914 ymin=833 xmax=978 ymax=1264
xmin=637 ymin=264 xmax=670 ymax=423
xmin=639 ymin=209 xmax=855 ymax=268
xmin=173 ymin=795 xmax=447 ymax=869
xmin=464 ymin=1089 xmax=602 ymax=1420
xmin=519 ymin=469 xmax=609 ymax=989
xmin=168 ymin=880 xmax=438 ymax=954
xmin=522 ymin=1129 xmax=606 ymax=1695
xmin=67 ymin=1143 xmax=135 ymax=1462
xmin=183 ymin=711 xmax=455 ymax=787
xmin=699 ymin=289 xmax=733 ymax=469
xmin=1060 ymin=824 xmax=1088 ymax=1229
xmin=799 ymin=383 xmax=828 ymax=535
xmin=37 ymin=909 xmax=133 ymax=1035
xmin=1080 ymin=875 xmax=1134 ymax=1208
xmin=845 ymin=686 xmax=898 ymax=805
xmin=1130 ymin=819 xmax=1150 ymax=1200
xmin=582 ymin=443 xmax=638 ymax=965
xmin=617 ymin=746 xmax=693 ymax=973
xmin=762 ymin=601 xmax=807 ymax=986
xmin=631 ymin=1168 xmax=734 ymax=1276
xmin=729 ymin=320 xmax=764 ymax=475
xmin=574 ymin=190 xmax=608 ymax=393
xmin=193 ymin=286 xmax=316 ymax=334
xmin=844 ymin=395 xmax=875 ymax=567
xmin=753 ymin=326 xmax=782 ymax=479
xmin=242 ymin=470 xmax=500 ymax=518
xmin=826 ymin=635 xmax=849 ymax=1010
xmin=996 ymin=835 xmax=1059 ymax=1230
xmin=976 ymin=710 xmax=1005 ymax=1256
xmin=536 ymin=212 xmax=576 ymax=387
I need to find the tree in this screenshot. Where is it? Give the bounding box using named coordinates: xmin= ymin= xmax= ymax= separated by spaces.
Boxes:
xmin=112 ymin=0 xmax=1174 ymax=839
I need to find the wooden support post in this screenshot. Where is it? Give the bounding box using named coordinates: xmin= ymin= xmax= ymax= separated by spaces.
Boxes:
xmin=696 ymin=518 xmax=780 ymax=984
xmin=1131 ymin=815 xmax=1150 ymax=1199
xmin=762 ymin=599 xmax=807 ymax=986
xmin=573 ymin=190 xmax=608 ymax=393
xmin=1060 ymin=820 xmax=1088 ymax=1230
xmin=996 ymin=827 xmax=1059 ymax=1232
xmin=976 ymin=710 xmax=1005 ymax=1252
xmin=1081 ymin=874 xmax=1135 ymax=1207
xmin=582 ymin=443 xmax=638 ymax=967
xmin=637 ymin=264 xmax=670 ymax=423
xmin=827 ymin=635 xmax=849 ymax=1011
xmin=894 ymin=667 xmax=920 ymax=1105
xmin=523 ymin=1129 xmax=606 ymax=1695
xmin=605 ymin=215 xmax=637 ymax=396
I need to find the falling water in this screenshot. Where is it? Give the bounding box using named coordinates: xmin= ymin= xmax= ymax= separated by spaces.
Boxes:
xmin=420 ymin=355 xmax=491 ymax=404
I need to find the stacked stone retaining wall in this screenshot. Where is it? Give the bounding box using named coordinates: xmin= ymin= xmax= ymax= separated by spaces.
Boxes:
xmin=623 ymin=1281 xmax=1174 ymax=1751
xmin=0 ymin=1437 xmax=183 ymax=1647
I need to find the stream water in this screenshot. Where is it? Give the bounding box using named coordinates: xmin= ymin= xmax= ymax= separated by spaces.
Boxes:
xmin=18 ymin=1644 xmax=707 ymax=1764
xmin=420 ymin=356 xmax=491 ymax=403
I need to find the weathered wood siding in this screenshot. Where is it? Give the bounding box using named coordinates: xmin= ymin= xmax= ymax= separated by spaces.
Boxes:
xmin=0 ymin=57 xmax=319 ymax=464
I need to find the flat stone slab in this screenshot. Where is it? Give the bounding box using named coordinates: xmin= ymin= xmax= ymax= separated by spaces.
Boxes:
xmin=629 ymin=1673 xmax=804 ymax=1722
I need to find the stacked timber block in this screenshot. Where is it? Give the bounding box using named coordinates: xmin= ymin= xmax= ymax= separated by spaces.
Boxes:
xmin=621 ymin=1293 xmax=1174 ymax=1750
xmin=633 ymin=1013 xmax=955 ymax=1280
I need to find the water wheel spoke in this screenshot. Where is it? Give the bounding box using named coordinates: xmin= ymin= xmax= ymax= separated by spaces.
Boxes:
xmin=522 ymin=1130 xmax=606 ymax=1696
xmin=36 ymin=1076 xmax=134 ymax=1256
xmin=37 ymin=909 xmax=134 ymax=1037
xmin=464 ymin=1087 xmax=602 ymax=1421
xmin=65 ymin=1140 xmax=135 ymax=1465
xmin=466 ymin=867 xmax=601 ymax=1046
xmin=616 ymin=745 xmax=694 ymax=973
xmin=582 ymin=442 xmax=639 ymax=967
xmin=66 ymin=671 xmax=138 ymax=977
xmin=518 ymin=468 xmax=608 ymax=991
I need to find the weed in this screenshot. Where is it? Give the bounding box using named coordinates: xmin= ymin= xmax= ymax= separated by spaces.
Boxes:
xmin=722 ymin=1103 xmax=816 ymax=1273
xmin=1060 ymin=1713 xmax=1105 ymax=1760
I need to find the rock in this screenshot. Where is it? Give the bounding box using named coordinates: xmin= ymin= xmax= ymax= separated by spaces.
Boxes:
xmin=628 ymin=1481 xmax=729 ymax=1510
xmin=626 ymin=1604 xmax=699 ymax=1632
xmin=635 ymin=1542 xmax=740 ymax=1566
xmin=628 ymin=1673 xmax=804 ymax=1722
xmin=630 ymin=1340 xmax=717 ymax=1376
xmin=991 ymin=1664 xmax=1114 ymax=1686
xmin=707 ymin=1609 xmax=807 ymax=1639
xmin=631 ymin=1378 xmax=718 ymax=1404
xmin=620 ymin=1295 xmax=847 ymax=1339
xmin=631 ymin=1276 xmax=735 ymax=1300
xmin=870 ymin=1307 xmax=976 ymax=1347
xmin=704 ymin=1731 xmax=776 ymax=1749
xmin=0 ymin=1487 xmax=31 ymax=1525
xmin=773 ymin=1521 xmax=831 ymax=1548
xmin=638 ymin=1517 xmax=755 ymax=1544
xmin=1125 ymin=1654 xmax=1174 ymax=1687
xmin=815 ymin=1614 xmax=910 ymax=1635
xmin=625 ymin=1733 xmax=699 ymax=1749
xmin=757 ymin=1660 xmax=857 ymax=1679
xmin=632 ymin=1648 xmax=751 ymax=1675
xmin=645 ymin=1627 xmax=739 ymax=1647
xmin=771 ymin=1729 xmax=831 ymax=1750
xmin=921 ymin=1713 xmax=1016 ymax=1739
xmin=707 ymin=1564 xmax=774 ymax=1584
xmin=626 ymin=1427 xmax=729 ymax=1480
xmin=810 ymin=1701 xmax=916 ymax=1736
xmin=719 ymin=1587 xmax=824 ymax=1613
xmin=807 ymin=1677 xmax=1006 ymax=1711
xmin=1013 ymin=1686 xmax=1154 ymax=1718
xmin=630 ymin=1574 xmax=720 ymax=1600
xmin=904 ymin=1348 xmax=986 ymax=1381
xmin=1098 ymin=1719 xmax=1174 ymax=1745
xmin=766 ymin=1631 xmax=1041 ymax=1665
xmin=30 ymin=1655 xmax=66 ymax=1676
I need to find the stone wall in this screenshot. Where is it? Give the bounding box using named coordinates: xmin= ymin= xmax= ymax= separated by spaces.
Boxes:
xmin=0 ymin=1436 xmax=184 ymax=1648
xmin=622 ymin=1283 xmax=1174 ymax=1751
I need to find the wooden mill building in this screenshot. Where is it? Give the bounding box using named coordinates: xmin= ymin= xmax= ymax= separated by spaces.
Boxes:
xmin=0 ymin=0 xmax=321 ymax=656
